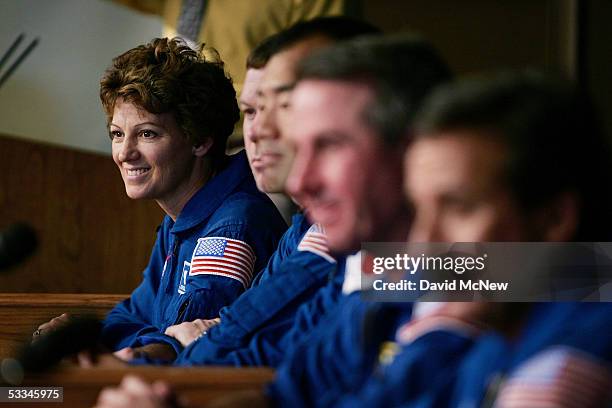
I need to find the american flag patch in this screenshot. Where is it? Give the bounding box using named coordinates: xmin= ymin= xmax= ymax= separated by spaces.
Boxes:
xmin=395 ymin=314 xmax=484 ymax=345
xmin=189 ymin=237 xmax=255 ymax=288
xmin=297 ymin=223 xmax=335 ymax=263
xmin=495 ymin=346 xmax=612 ymax=408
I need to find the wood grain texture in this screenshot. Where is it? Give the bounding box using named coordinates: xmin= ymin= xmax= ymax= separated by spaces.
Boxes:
xmin=5 ymin=365 xmax=275 ymax=407
xmin=0 ymin=293 xmax=275 ymax=407
xmin=0 ymin=293 xmax=127 ymax=361
xmin=0 ymin=134 xmax=164 ymax=293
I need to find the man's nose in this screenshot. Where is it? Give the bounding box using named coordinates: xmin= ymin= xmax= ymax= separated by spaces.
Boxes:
xmin=252 ymin=104 xmax=279 ymax=142
xmin=409 ymin=212 xmax=441 ymax=242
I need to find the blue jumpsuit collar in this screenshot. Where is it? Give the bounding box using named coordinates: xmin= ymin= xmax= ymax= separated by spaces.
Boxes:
xmin=171 ymin=151 xmax=251 ymax=233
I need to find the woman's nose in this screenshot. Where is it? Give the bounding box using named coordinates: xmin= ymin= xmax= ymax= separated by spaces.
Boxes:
xmin=116 ymin=136 xmax=140 ymax=162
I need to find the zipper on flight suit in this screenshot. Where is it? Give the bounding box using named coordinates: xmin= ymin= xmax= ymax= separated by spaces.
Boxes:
xmin=175 ymin=297 xmax=191 ymax=325
xmin=163 ymin=238 xmax=181 ymax=294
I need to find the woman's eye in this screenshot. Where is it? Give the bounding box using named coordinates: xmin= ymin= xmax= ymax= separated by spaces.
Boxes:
xmin=109 ymin=130 xmax=123 ymax=140
xmin=243 ymin=108 xmax=256 ymax=118
xmin=140 ymin=129 xmax=157 ymax=138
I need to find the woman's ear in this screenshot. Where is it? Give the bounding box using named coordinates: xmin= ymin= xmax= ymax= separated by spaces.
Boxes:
xmin=192 ymin=137 xmax=214 ymax=157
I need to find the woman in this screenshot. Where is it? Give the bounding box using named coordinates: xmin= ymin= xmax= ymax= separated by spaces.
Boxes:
xmin=35 ymin=38 xmax=287 ymax=362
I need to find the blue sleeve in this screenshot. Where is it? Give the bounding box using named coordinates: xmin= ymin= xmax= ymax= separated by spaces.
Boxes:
xmin=174 ymin=252 xmax=334 ymax=367
xmin=331 ymin=331 xmax=477 ymax=408
xmin=130 ymin=224 xmax=266 ymax=356
xmin=270 ymin=299 xmax=475 ymax=408
xmin=101 ymin=216 xmax=283 ymax=357
xmin=449 ymin=303 xmax=612 ymax=408
xmin=102 ymin=162 xmax=287 ymax=358
xmin=269 ymin=294 xmax=375 ymax=408
xmin=251 ymin=216 xmax=308 ymax=286
xmin=273 ymin=264 xmax=345 ymax=359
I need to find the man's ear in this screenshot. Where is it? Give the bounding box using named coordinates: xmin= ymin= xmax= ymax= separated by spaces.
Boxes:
xmin=193 ymin=138 xmax=214 ymax=157
xmin=538 ymin=192 xmax=579 ymax=242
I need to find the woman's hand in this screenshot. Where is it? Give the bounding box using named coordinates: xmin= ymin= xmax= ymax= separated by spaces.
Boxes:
xmin=94 ymin=375 xmax=185 ymax=408
xmin=164 ymin=318 xmax=221 ymax=347
xmin=32 ymin=313 xmax=71 ymax=342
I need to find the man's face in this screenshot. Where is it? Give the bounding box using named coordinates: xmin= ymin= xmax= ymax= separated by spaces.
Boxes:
xmin=405 ymin=131 xmax=535 ymax=242
xmin=239 ymin=67 xmax=265 ymax=185
xmin=285 ymin=79 xmax=406 ymax=253
xmin=249 ymin=36 xmax=330 ymax=194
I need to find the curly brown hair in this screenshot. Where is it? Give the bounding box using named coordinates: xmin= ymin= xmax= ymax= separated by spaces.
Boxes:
xmin=100 ymin=37 xmax=239 ymax=167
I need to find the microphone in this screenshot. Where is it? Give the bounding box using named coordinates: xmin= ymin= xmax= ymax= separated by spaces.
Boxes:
xmin=0 ymin=317 xmax=102 ymax=384
xmin=18 ymin=316 xmax=102 ymax=373
xmin=0 ymin=223 xmax=38 ymax=271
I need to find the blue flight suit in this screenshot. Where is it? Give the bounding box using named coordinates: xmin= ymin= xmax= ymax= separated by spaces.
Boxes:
xmin=269 ymin=298 xmax=485 ymax=408
xmin=271 ymin=299 xmax=612 ymax=408
xmin=100 ymin=151 xmax=287 ymax=356
xmin=268 ymin=293 xmax=382 ymax=407
xmin=367 ymin=303 xmax=612 ymax=408
xmin=251 ymin=213 xmax=327 ymax=286
xmin=449 ymin=302 xmax=612 ymax=408
xmin=173 ymin=216 xmax=339 ymax=367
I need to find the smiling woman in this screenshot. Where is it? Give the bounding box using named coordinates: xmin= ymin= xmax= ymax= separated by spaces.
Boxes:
xmin=33 ymin=38 xmax=287 ymax=363
xmin=109 ymin=100 xmax=209 ymax=219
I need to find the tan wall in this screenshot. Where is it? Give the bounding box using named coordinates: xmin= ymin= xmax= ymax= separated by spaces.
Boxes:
xmin=0 ymin=0 xmax=162 ymax=155
xmin=364 ymin=0 xmax=577 ymax=76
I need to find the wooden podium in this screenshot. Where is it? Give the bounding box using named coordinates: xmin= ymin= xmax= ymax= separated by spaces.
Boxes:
xmin=4 ymin=365 xmax=274 ymax=407
xmin=0 ymin=293 xmax=274 ymax=407
xmin=0 ymin=293 xmax=127 ymax=361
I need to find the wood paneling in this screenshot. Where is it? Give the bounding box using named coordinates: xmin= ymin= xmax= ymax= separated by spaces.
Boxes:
xmin=6 ymin=365 xmax=274 ymax=407
xmin=0 ymin=293 xmax=127 ymax=360
xmin=0 ymin=134 xmax=164 ymax=293
xmin=0 ymin=294 xmax=274 ymax=408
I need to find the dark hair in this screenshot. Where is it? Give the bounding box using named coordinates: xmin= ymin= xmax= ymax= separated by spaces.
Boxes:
xmin=415 ymin=71 xmax=612 ymax=241
xmin=296 ymin=34 xmax=453 ymax=146
xmin=246 ymin=16 xmax=381 ymax=70
xmin=246 ymin=32 xmax=284 ymax=69
xmin=100 ymin=37 xmax=240 ymax=168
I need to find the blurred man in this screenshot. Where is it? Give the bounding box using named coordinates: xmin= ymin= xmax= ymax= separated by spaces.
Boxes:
xmin=275 ymin=72 xmax=612 ymax=407
xmin=267 ymin=35 xmax=454 ymax=407
xmin=98 ymin=70 xmax=612 ymax=407
xmin=404 ymin=72 xmax=612 ymax=407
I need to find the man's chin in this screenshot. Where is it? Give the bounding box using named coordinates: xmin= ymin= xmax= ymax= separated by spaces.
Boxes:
xmin=258 ymin=177 xmax=286 ymax=195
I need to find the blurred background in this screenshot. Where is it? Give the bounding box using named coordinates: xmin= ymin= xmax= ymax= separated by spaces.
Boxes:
xmin=0 ymin=0 xmax=610 ymax=293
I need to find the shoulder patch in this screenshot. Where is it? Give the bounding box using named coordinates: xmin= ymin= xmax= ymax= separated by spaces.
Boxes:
xmin=395 ymin=313 xmax=485 ymax=345
xmin=495 ymin=347 xmax=612 ymax=408
xmin=189 ymin=237 xmax=256 ymax=288
xmin=297 ymin=223 xmax=335 ymax=263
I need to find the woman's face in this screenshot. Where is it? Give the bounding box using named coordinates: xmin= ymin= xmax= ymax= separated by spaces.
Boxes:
xmin=110 ymin=99 xmax=202 ymax=210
